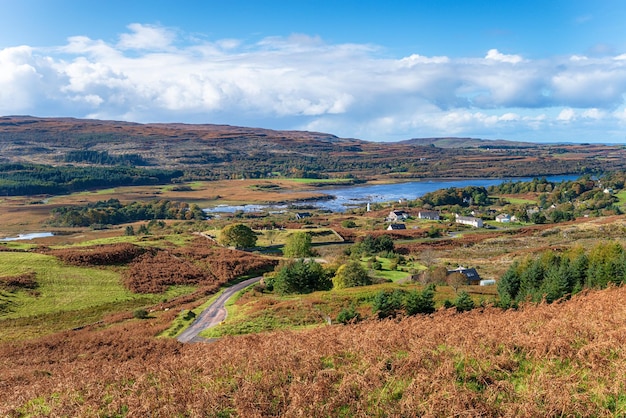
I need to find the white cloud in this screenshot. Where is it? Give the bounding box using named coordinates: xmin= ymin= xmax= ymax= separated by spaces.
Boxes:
xmin=557 ymin=108 xmax=576 ymax=121
xmin=581 ymin=108 xmax=604 ymax=119
xmin=485 ymin=48 xmax=523 ymax=64
xmin=117 ymin=23 xmax=175 ymax=50
xmin=1 ymin=25 xmax=626 ymax=142
xmin=398 ymin=54 xmax=450 ymax=67
xmin=0 ymin=46 xmax=45 ymax=112
xmin=570 ymin=55 xmax=588 ymax=62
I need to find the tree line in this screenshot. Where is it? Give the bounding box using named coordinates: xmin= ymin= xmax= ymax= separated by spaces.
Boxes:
xmin=49 ymin=198 xmax=205 ymax=227
xmin=0 ymin=163 xmax=183 ymax=196
xmin=62 ymin=150 xmax=149 ymax=166
xmin=498 ymin=241 xmax=626 ymax=307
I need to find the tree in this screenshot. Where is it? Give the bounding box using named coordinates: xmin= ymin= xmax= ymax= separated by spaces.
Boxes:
xmin=405 ymin=284 xmax=436 ymax=315
xmin=454 ymin=291 xmax=475 ymax=312
xmin=332 ymin=261 xmax=372 ymax=289
xmin=272 ymin=260 xmax=331 ymax=295
xmin=219 ymin=223 xmax=257 ymax=248
xmin=283 ymin=232 xmax=313 ymax=258
xmin=447 ymin=272 xmax=467 ymax=293
xmin=497 ymin=263 xmax=521 ymax=306
xmin=372 ymin=289 xmax=404 ymax=319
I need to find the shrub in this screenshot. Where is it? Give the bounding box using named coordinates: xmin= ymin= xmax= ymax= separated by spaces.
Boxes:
xmin=405 ymin=285 xmax=436 ymax=315
xmin=272 ymin=260 xmax=331 ymax=295
xmin=133 ymin=309 xmax=149 ymax=319
xmin=341 ymin=220 xmax=357 ymax=228
xmin=454 ymin=291 xmax=475 ymax=312
xmin=372 ymin=289 xmax=405 ymax=319
xmin=336 ymin=306 xmax=361 ymax=324
xmin=333 ymin=261 xmax=372 ymax=289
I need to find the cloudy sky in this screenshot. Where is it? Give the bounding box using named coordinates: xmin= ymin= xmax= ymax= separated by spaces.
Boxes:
xmin=1 ymin=0 xmax=626 ymax=143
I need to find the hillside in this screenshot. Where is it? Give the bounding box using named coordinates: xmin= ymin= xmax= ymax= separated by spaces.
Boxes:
xmin=1 ymin=116 xmax=626 ymax=179
xmin=1 ymin=285 xmax=624 ymax=416
xmin=398 ymin=137 xmax=537 ymax=148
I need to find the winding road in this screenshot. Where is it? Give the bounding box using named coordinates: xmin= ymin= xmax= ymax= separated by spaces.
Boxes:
xmin=177 ymin=276 xmax=262 ymax=343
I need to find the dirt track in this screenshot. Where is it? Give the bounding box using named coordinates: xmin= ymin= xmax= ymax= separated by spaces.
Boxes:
xmin=177 ymin=276 xmax=261 ymax=343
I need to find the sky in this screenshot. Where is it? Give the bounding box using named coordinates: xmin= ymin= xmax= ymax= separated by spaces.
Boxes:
xmin=1 ymin=1 xmax=626 ymax=143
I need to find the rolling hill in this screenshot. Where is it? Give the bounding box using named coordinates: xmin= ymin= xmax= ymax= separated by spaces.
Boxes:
xmin=1 ymin=115 xmax=626 ymax=179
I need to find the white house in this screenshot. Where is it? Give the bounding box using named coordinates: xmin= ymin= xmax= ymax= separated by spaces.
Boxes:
xmin=495 ymin=214 xmax=511 ymax=223
xmin=455 ymin=214 xmax=483 ymax=228
xmin=418 ymin=210 xmax=440 ymax=221
xmin=387 ymin=223 xmax=407 ymax=231
xmin=387 ymin=210 xmax=408 ymax=222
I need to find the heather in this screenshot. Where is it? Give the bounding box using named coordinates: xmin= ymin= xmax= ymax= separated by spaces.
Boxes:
xmin=0 ymin=286 xmax=624 ymax=417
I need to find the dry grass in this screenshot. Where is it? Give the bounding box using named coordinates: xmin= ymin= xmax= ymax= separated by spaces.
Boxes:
xmin=0 ymin=286 xmax=624 ymax=417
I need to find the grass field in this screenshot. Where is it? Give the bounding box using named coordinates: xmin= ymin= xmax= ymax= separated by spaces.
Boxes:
xmin=616 ymin=189 xmax=626 ymax=205
xmin=0 ymin=251 xmax=196 ymax=341
xmin=490 ymin=194 xmax=537 ymax=205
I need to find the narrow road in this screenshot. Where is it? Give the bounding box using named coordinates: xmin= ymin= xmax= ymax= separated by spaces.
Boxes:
xmin=177 ymin=276 xmax=262 ymax=343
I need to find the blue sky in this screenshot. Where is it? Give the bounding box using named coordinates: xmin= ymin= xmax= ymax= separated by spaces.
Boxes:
xmin=1 ymin=0 xmax=626 ymax=143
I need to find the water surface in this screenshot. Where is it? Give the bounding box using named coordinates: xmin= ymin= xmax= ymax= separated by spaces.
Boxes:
xmin=205 ymin=175 xmax=580 ymax=213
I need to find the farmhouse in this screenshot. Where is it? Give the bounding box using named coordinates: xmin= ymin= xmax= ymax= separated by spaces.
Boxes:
xmin=387 ymin=210 xmax=408 ymax=222
xmin=387 ymin=223 xmax=407 ymax=231
xmin=295 ymin=212 xmax=312 ymax=220
xmin=495 ymin=213 xmax=511 ymax=223
xmin=418 ymin=210 xmax=440 ymax=220
xmin=447 ymin=266 xmax=481 ymax=285
xmin=455 ymin=214 xmax=483 ymax=228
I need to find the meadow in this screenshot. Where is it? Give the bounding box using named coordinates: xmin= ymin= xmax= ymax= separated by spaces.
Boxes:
xmin=1 ymin=173 xmax=626 ymax=416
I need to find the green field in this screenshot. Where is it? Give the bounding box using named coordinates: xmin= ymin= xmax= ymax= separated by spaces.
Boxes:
xmin=490 ymin=195 xmax=537 ymax=205
xmin=616 ymin=189 xmax=626 ymax=205
xmin=0 ymin=251 xmax=196 ymax=341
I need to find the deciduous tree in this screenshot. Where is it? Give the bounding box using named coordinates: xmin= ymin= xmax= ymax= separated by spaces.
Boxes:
xmin=332 ymin=261 xmax=372 ymax=289
xmin=219 ymin=223 xmax=257 ymax=249
xmin=283 ymin=232 xmax=313 ymax=258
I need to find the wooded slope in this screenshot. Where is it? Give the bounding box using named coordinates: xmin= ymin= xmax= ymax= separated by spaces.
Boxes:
xmin=1 ymin=116 xmax=625 ymax=178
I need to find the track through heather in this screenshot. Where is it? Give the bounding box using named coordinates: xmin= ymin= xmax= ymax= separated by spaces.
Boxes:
xmin=177 ymin=276 xmax=261 ymax=343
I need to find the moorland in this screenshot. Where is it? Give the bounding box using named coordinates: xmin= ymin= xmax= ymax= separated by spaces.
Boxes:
xmin=0 ymin=117 xmax=625 ymax=417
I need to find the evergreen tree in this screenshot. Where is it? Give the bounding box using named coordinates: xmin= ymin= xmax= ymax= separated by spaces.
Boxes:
xmin=518 ymin=259 xmax=544 ymax=301
xmin=405 ymin=284 xmax=436 ymax=315
xmin=454 ymin=291 xmax=475 ymax=312
xmin=372 ymin=289 xmax=404 ymax=319
xmin=497 ymin=262 xmax=521 ymax=305
xmin=540 ymin=264 xmax=568 ymax=303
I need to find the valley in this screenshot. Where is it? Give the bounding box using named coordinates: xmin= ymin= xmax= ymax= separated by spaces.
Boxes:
xmin=0 ymin=117 xmax=625 ymax=416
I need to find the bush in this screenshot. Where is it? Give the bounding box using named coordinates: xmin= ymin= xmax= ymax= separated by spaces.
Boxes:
xmin=272 ymin=260 xmax=331 ymax=295
xmin=372 ymin=289 xmax=404 ymax=319
xmin=133 ymin=309 xmax=149 ymax=319
xmin=333 ymin=261 xmax=372 ymax=289
xmin=341 ymin=220 xmax=357 ymax=228
xmin=336 ymin=306 xmax=361 ymax=324
xmin=405 ymin=284 xmax=436 ymax=315
xmin=454 ymin=291 xmax=475 ymax=312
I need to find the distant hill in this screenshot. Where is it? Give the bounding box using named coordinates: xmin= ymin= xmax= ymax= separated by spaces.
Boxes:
xmin=397 ymin=137 xmax=537 ymax=149
xmin=1 ymin=115 xmax=625 ymax=180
